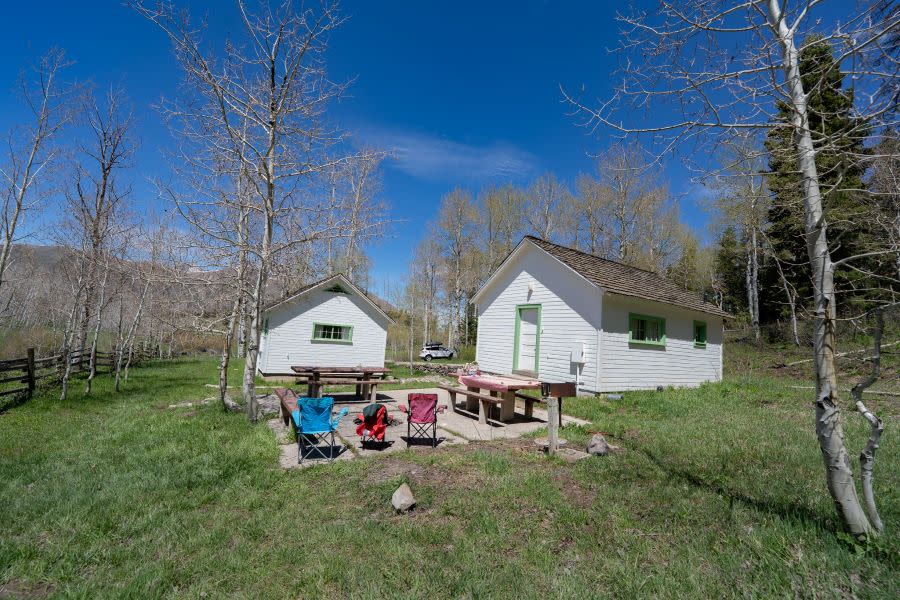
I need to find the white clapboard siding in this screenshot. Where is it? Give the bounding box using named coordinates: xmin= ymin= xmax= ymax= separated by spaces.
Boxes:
xmin=476 ymin=242 xmax=601 ymax=392
xmin=259 ymin=287 xmax=388 ymax=374
xmin=599 ymin=294 xmax=723 ymax=391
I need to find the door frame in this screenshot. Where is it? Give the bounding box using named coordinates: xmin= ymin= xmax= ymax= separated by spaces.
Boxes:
xmin=512 ymin=303 xmax=541 ymax=374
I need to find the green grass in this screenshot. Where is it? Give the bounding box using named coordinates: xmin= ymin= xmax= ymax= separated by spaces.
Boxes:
xmin=1 ymin=351 xmax=898 ymax=598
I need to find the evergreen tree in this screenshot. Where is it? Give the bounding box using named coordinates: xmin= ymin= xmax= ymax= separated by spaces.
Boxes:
xmin=762 ymin=35 xmax=871 ymax=319
xmin=714 ymin=226 xmax=746 ymax=314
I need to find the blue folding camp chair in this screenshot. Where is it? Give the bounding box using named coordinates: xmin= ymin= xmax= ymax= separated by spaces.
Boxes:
xmin=291 ymin=397 xmax=349 ymax=464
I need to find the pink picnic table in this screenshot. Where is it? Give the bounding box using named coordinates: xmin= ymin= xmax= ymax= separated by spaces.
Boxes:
xmin=457 ymin=374 xmax=541 ymax=422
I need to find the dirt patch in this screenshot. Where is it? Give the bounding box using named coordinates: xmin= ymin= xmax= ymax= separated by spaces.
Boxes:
xmin=364 ymin=451 xmax=492 ymax=492
xmin=553 ymin=471 xmax=595 ymax=508
xmin=0 ymin=580 xmax=53 ymax=599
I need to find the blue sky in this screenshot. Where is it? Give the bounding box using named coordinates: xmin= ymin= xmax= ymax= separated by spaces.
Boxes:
xmin=0 ymin=1 xmax=718 ymax=292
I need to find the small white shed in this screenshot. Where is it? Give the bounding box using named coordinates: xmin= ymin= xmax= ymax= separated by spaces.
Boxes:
xmin=257 ymin=274 xmax=394 ymax=376
xmin=472 ymin=237 xmax=729 ymax=394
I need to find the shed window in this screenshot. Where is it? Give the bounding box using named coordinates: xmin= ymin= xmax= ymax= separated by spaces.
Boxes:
xmin=693 ymin=321 xmax=707 ymax=348
xmin=629 ymin=313 xmax=666 ymax=347
xmin=312 ymin=323 xmax=353 ymax=343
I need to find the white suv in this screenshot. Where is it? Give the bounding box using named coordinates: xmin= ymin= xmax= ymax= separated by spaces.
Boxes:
xmin=419 ymin=342 xmax=455 ymax=361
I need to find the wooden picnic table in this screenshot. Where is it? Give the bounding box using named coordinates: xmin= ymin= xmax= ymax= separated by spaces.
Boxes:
xmin=289 ymin=366 xmax=391 ymax=400
xmin=455 ymin=373 xmax=542 ymax=423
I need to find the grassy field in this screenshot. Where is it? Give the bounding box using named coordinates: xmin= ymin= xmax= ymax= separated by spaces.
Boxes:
xmin=1 ymin=348 xmax=898 ymax=598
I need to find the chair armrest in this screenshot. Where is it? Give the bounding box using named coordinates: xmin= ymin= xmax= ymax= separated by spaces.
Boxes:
xmin=398 ymin=405 xmax=408 ymax=414
xmin=291 ymin=409 xmax=301 ymax=429
xmin=331 ymin=407 xmax=350 ymax=430
xmin=436 ymin=405 xmax=447 ymax=414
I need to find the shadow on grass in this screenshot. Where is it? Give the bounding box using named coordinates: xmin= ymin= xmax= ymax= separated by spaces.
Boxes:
xmin=641 ymin=446 xmax=900 ymax=565
xmin=642 ymin=447 xmax=839 ymax=535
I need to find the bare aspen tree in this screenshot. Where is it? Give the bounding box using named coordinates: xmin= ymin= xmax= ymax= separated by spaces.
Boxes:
xmin=72 ymin=88 xmax=133 ymax=372
xmin=333 ymin=150 xmax=390 ymax=283
xmin=115 ymin=225 xmax=164 ymax=392
xmin=770 ymin=247 xmax=803 ymax=346
xmin=524 ymin=173 xmax=569 ymax=242
xmin=850 ymin=305 xmax=891 ymax=533
xmin=436 ymin=189 xmax=477 ymax=351
xmin=564 ymin=0 xmax=899 ymax=537
xmin=135 ymin=0 xmax=353 ymax=422
xmin=573 ymin=173 xmax=607 ymax=255
xmin=84 ymin=257 xmax=113 ymax=394
xmin=55 ymin=88 xmax=133 ymax=400
xmin=0 ymin=50 xmax=75 ymax=299
xmin=479 ymin=184 xmax=526 ymax=276
xmin=411 ymin=236 xmax=441 ymax=344
xmin=709 ymin=136 xmax=769 ymax=341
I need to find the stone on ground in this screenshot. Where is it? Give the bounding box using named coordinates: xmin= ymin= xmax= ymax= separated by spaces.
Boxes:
xmin=391 ymin=483 xmax=416 ymax=512
xmin=586 ymin=433 xmax=611 ymax=456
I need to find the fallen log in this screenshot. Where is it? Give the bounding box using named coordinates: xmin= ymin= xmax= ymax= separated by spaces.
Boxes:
xmin=781 ymin=340 xmax=900 ymax=367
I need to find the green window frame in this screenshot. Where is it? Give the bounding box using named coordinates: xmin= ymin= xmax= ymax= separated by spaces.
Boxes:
xmin=693 ymin=320 xmax=707 ymax=348
xmin=263 ymin=318 xmax=269 ymax=335
xmin=628 ymin=313 xmax=666 ymax=347
xmin=311 ymin=322 xmax=354 ymax=344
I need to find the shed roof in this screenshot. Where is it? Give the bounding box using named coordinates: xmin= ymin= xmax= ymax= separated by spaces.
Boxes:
xmin=477 ymin=236 xmax=730 ymax=318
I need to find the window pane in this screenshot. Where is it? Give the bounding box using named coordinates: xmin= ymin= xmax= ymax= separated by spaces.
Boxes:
xmin=694 ymin=323 xmax=706 ymax=343
xmin=634 ymin=319 xmax=646 ymax=340
xmin=647 ymin=320 xmax=659 ymax=341
xmin=315 ymin=324 xmax=350 ymax=340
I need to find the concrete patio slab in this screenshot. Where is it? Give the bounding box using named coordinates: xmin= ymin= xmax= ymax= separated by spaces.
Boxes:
xmin=272 ymin=386 xmax=589 ymax=469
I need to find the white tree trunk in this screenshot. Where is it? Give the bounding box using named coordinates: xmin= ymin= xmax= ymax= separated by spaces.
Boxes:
xmin=84 ymin=262 xmax=111 ymax=394
xmin=851 ymin=308 xmax=885 ymax=532
xmin=768 ymin=0 xmax=872 ymax=536
xmin=747 ymin=224 xmax=760 ymax=342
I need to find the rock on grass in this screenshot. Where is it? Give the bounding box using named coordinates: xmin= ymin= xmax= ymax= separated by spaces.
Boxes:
xmin=391 ymin=483 xmax=416 ymax=512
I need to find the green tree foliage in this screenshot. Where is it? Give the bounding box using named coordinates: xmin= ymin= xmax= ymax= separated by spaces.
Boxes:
xmin=762 ymin=35 xmax=871 ymax=319
xmin=714 ymin=226 xmax=746 ymax=314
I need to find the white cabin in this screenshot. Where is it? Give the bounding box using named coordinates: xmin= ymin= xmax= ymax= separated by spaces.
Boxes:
xmin=472 ymin=237 xmax=728 ymax=394
xmin=257 ymin=274 xmax=393 ymax=375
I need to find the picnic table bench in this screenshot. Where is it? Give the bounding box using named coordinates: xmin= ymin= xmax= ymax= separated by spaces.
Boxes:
xmin=436 ymin=384 xmax=507 ymax=425
xmin=436 ymin=383 xmax=565 ymax=426
xmin=289 ymin=366 xmax=390 ymax=400
xmin=275 ymin=387 xmax=300 ymax=428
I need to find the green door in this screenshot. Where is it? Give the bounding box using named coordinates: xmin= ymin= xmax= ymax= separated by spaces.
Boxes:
xmin=513 ymin=304 xmax=541 ymax=374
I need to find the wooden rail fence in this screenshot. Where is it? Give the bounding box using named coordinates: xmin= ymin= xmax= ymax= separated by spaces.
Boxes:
xmin=0 ymin=347 xmax=156 ymax=407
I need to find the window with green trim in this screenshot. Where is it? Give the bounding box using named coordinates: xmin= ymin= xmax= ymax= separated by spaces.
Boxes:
xmin=693 ymin=321 xmax=707 ymax=348
xmin=263 ymin=318 xmax=269 ymax=335
xmin=312 ymin=322 xmax=353 ymax=342
xmin=629 ymin=313 xmax=666 ymax=346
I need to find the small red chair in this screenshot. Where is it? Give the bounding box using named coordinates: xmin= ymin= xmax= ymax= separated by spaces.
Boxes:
xmin=398 ymin=393 xmax=445 ymax=447
xmin=356 ymin=403 xmax=388 ymax=447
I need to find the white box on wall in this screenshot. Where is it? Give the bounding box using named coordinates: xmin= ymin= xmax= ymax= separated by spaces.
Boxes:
xmin=570 ymin=342 xmax=585 ymax=364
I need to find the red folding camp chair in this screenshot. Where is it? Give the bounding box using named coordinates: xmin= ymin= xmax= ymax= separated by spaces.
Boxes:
xmin=398 ymin=393 xmax=445 ymax=447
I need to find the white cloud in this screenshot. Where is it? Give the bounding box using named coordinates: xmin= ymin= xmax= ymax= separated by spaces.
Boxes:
xmin=359 ymin=127 xmax=538 ymax=183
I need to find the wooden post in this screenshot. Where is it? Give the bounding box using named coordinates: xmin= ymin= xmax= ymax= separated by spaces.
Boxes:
xmin=26 ymin=347 xmax=35 ymax=397
xmin=541 ymin=382 xmax=575 ymax=457
xmin=546 ymin=395 xmax=559 ymax=456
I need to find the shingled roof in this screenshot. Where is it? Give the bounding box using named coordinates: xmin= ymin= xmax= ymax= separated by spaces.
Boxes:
xmin=522 ymin=236 xmax=730 ymax=317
